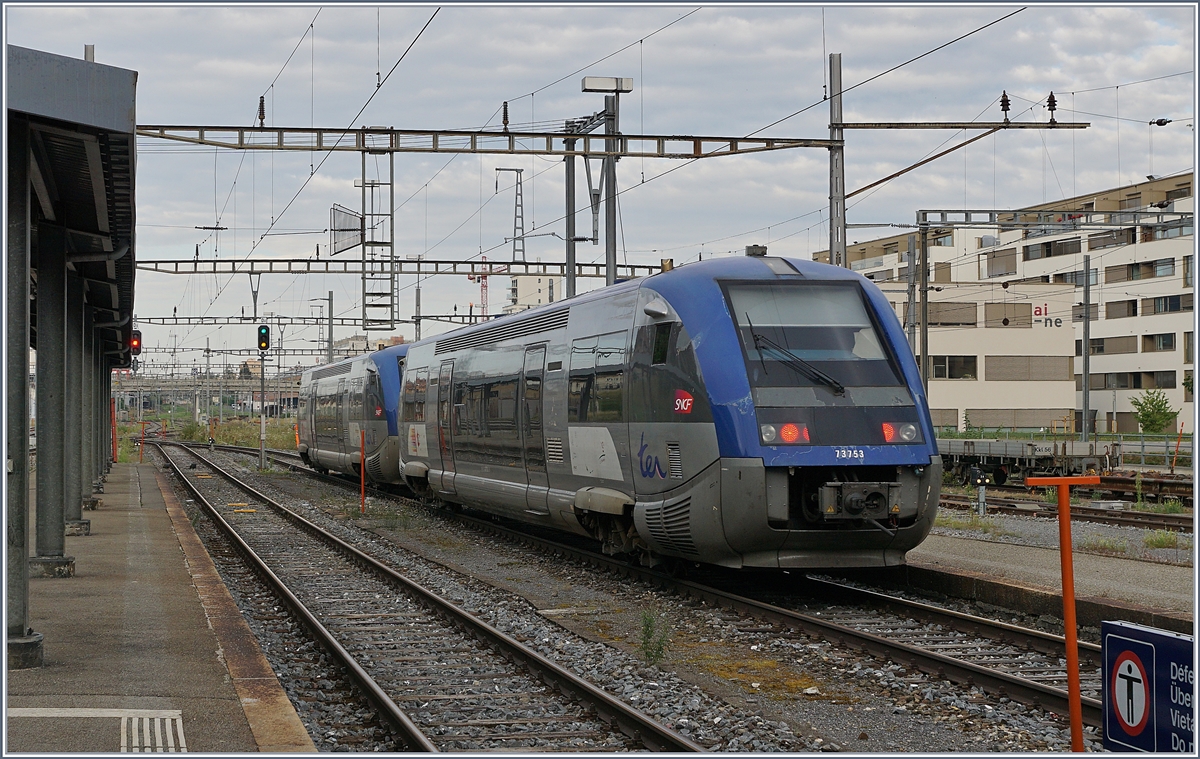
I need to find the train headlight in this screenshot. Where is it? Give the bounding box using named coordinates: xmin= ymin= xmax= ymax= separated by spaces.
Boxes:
xmin=760 ymin=424 xmax=777 ymax=443
xmin=882 ymin=422 xmax=919 ymax=443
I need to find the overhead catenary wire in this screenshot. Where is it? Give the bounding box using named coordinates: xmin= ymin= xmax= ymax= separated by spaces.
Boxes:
xmin=179 ymin=7 xmax=441 ymax=344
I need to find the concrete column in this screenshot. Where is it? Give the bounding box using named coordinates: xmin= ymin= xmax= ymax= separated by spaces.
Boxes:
xmin=7 ymin=114 xmax=44 ymax=667
xmin=32 ymin=222 xmax=75 ymax=578
xmin=64 ymin=275 xmax=89 ymax=535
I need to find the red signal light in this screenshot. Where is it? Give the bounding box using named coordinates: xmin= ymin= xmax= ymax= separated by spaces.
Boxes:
xmin=130 ymin=330 xmax=142 ymax=356
xmin=882 ymin=422 xmax=896 ymax=442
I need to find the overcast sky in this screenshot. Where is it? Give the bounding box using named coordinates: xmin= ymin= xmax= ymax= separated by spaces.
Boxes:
xmin=5 ymin=2 xmax=1195 ymax=367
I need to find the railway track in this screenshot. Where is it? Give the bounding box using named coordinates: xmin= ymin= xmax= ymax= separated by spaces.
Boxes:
xmin=155 ymin=442 xmax=701 ymax=753
xmin=939 ymin=493 xmax=1194 ymax=533
xmin=205 ymin=443 xmax=1106 ymax=729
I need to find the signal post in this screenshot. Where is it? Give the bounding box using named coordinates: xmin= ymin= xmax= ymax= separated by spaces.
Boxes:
xmin=257 ymin=325 xmax=269 ymax=469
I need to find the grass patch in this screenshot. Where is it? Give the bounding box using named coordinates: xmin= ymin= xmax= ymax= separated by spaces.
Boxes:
xmin=935 ymin=512 xmax=1014 ymax=536
xmin=1080 ymin=536 xmax=1128 ymax=554
xmin=1143 ymin=530 xmax=1191 ymax=550
xmin=1132 ymin=498 xmax=1190 ymax=515
xmin=639 ymin=610 xmax=671 ymax=665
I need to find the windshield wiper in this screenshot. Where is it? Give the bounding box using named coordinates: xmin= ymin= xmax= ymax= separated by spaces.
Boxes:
xmin=744 ymin=320 xmax=846 ymax=396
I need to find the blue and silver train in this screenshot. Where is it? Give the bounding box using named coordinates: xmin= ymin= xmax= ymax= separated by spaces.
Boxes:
xmin=298 ymin=343 xmax=408 ymax=480
xmin=298 ymin=254 xmax=941 ymax=569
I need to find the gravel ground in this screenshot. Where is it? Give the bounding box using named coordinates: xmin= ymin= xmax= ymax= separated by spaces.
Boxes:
xmin=203 ymin=452 xmax=1105 ymax=753
xmin=931 ymin=506 xmax=1194 ymax=566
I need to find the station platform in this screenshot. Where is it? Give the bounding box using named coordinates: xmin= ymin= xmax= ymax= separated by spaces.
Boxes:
xmin=6 ymin=462 xmax=314 ymax=753
xmin=906 ymin=534 xmax=1193 ymax=630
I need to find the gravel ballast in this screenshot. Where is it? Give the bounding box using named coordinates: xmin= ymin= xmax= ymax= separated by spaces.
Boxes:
xmin=191 ymin=450 xmax=1114 ymax=752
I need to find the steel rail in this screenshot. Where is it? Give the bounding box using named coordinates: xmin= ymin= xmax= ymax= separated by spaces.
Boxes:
xmin=939 ymin=494 xmax=1193 ymax=532
xmin=205 ymin=442 xmax=1106 ymax=724
xmin=161 ymin=442 xmax=702 ymax=753
xmin=152 ymin=443 xmax=436 ymax=751
xmin=800 ymin=576 xmax=1102 ymax=663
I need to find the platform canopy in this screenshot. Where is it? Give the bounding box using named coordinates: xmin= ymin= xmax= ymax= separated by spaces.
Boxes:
xmin=7 ymin=44 xmax=137 ymax=366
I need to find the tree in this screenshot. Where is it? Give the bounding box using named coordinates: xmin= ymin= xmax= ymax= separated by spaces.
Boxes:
xmin=1129 ymin=389 xmax=1177 ymax=434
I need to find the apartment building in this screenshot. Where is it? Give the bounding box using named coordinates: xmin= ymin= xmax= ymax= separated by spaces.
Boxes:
xmin=875 ymin=282 xmax=1077 ymax=432
xmin=817 ymin=172 xmax=1194 ymax=433
xmin=502 ymin=274 xmax=564 ymax=314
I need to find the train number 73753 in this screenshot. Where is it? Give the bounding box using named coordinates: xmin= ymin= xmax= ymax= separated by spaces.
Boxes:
xmin=834 ymin=447 xmax=865 ymax=460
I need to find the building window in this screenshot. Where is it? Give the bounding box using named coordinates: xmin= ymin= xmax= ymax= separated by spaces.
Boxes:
xmin=1088 ymin=228 xmax=1135 ymax=250
xmin=1155 ymin=218 xmax=1193 ymax=240
xmin=1142 ymin=294 xmax=1194 ymax=315
xmin=1142 ymin=333 xmax=1176 ymax=352
xmin=1186 ymin=332 xmax=1194 ymax=365
xmin=1052 ymin=238 xmax=1081 ymax=257
xmin=984 ymin=355 xmax=1072 ymax=381
xmin=1186 ymin=370 xmax=1194 ymax=402
xmin=1166 ymin=185 xmax=1191 ymax=201
xmin=1107 ymin=258 xmax=1174 ymax=283
xmin=904 ymin=301 xmax=977 ymax=327
xmin=1152 ymin=371 xmax=1177 ymax=389
xmin=1104 ymin=372 xmax=1142 ymax=390
xmin=984 ymin=302 xmax=1033 ymax=327
xmin=979 ymin=248 xmax=1017 ymax=278
xmin=1184 ymin=255 xmax=1193 ymax=288
xmin=931 ymin=233 xmax=953 ymax=246
xmin=1119 ymin=194 xmax=1142 ymax=210
xmin=1079 ymin=336 xmax=1137 ymax=355
xmin=1023 ymin=242 xmax=1050 ymax=261
xmin=1072 ymin=303 xmax=1099 ymax=322
xmin=1105 ymin=299 xmax=1138 ymax=319
xmin=1055 ymin=268 xmax=1098 ymax=287
xmin=931 ymin=355 xmax=977 ymax=379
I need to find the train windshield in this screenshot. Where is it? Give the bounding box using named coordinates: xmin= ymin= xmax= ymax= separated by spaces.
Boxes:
xmin=725 ymin=282 xmax=905 ymax=392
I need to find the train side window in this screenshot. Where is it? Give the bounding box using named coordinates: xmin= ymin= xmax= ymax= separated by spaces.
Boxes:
xmin=569 ymin=337 xmax=597 ymax=422
xmin=350 ymin=378 xmax=365 ymax=421
xmin=403 ymin=368 xmax=427 ymax=422
xmin=591 ymin=332 xmax=625 ymax=422
xmin=651 ymin=322 xmax=672 ymax=365
xmin=569 ymin=333 xmax=624 ymax=423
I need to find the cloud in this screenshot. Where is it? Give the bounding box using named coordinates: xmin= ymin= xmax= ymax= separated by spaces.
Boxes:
xmin=7 ymin=3 xmax=1193 ymax=350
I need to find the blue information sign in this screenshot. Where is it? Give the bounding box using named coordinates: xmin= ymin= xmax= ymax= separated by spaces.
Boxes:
xmin=1102 ymin=621 xmax=1194 ymax=753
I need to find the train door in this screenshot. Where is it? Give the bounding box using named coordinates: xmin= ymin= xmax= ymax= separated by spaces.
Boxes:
xmin=436 ymin=360 xmax=456 ymax=494
xmin=522 ymin=346 xmax=549 ymax=514
xmin=336 ymin=379 xmax=347 ymax=457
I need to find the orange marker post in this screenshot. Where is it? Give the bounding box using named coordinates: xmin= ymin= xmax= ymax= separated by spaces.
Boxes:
xmin=360 ymin=428 xmax=366 ymax=515
xmin=1024 ymin=474 xmax=1100 ymax=752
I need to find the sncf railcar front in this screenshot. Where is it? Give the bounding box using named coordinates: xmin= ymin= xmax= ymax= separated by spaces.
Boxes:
xmin=298 ymin=347 xmax=406 ymax=484
xmin=638 ymin=255 xmax=941 ymax=568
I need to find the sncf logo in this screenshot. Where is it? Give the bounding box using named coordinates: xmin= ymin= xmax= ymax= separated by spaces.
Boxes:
xmin=674 ymin=389 xmax=693 ymax=414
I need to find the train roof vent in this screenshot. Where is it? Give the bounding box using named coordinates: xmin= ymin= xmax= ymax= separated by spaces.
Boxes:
xmin=435 ymin=308 xmax=570 ymax=354
xmin=312 ymin=362 xmax=353 ymax=380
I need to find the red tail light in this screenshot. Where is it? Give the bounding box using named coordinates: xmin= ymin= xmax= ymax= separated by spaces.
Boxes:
xmin=779 ymin=423 xmax=810 ymax=444
xmin=882 ymin=422 xmax=896 ymax=443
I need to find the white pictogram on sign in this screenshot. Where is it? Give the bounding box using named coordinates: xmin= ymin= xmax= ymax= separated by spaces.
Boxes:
xmin=1113 ymin=651 xmax=1150 ymax=736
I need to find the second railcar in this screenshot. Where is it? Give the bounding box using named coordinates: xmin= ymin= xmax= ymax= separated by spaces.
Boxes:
xmin=297 ymin=344 xmax=408 ymax=483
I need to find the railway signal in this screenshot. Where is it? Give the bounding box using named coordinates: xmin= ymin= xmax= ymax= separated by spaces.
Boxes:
xmin=257 ymin=324 xmax=270 ymax=351
xmin=130 ymin=330 xmax=142 ymax=355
